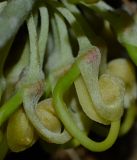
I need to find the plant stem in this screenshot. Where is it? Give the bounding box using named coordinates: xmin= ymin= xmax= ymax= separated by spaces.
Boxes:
xmin=119 ymin=103 xmax=137 ymax=136
xmin=0 ymin=90 xmax=22 ymax=127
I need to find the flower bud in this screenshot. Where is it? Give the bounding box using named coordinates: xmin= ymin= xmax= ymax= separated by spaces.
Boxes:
xmin=106 ymin=58 xmax=137 ymax=108
xmin=106 ymin=58 xmax=136 ymax=86
xmin=7 ymin=107 xmax=37 ymax=152
xmin=36 ymin=98 xmax=62 ymax=133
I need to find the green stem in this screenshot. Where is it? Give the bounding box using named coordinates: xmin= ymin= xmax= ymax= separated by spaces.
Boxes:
xmin=123 ymin=43 xmax=137 ymax=66
xmin=119 ymin=104 xmax=136 ymax=136
xmin=0 ymin=91 xmax=22 ymax=127
xmin=53 ymin=63 xmax=120 ymax=152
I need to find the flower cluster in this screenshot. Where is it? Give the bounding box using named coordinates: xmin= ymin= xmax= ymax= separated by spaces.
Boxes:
xmin=0 ymin=0 xmax=136 ymax=159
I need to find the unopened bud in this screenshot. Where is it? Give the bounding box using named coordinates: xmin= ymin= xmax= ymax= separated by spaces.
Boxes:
xmin=7 ymin=107 xmax=37 ymax=152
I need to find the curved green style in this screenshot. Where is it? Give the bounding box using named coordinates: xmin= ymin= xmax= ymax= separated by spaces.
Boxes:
xmin=0 ymin=90 xmax=22 ymax=127
xmin=124 ymin=44 xmax=137 ymax=66
xmin=119 ymin=104 xmax=137 ymax=136
xmin=53 ymin=62 xmax=120 ymax=152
